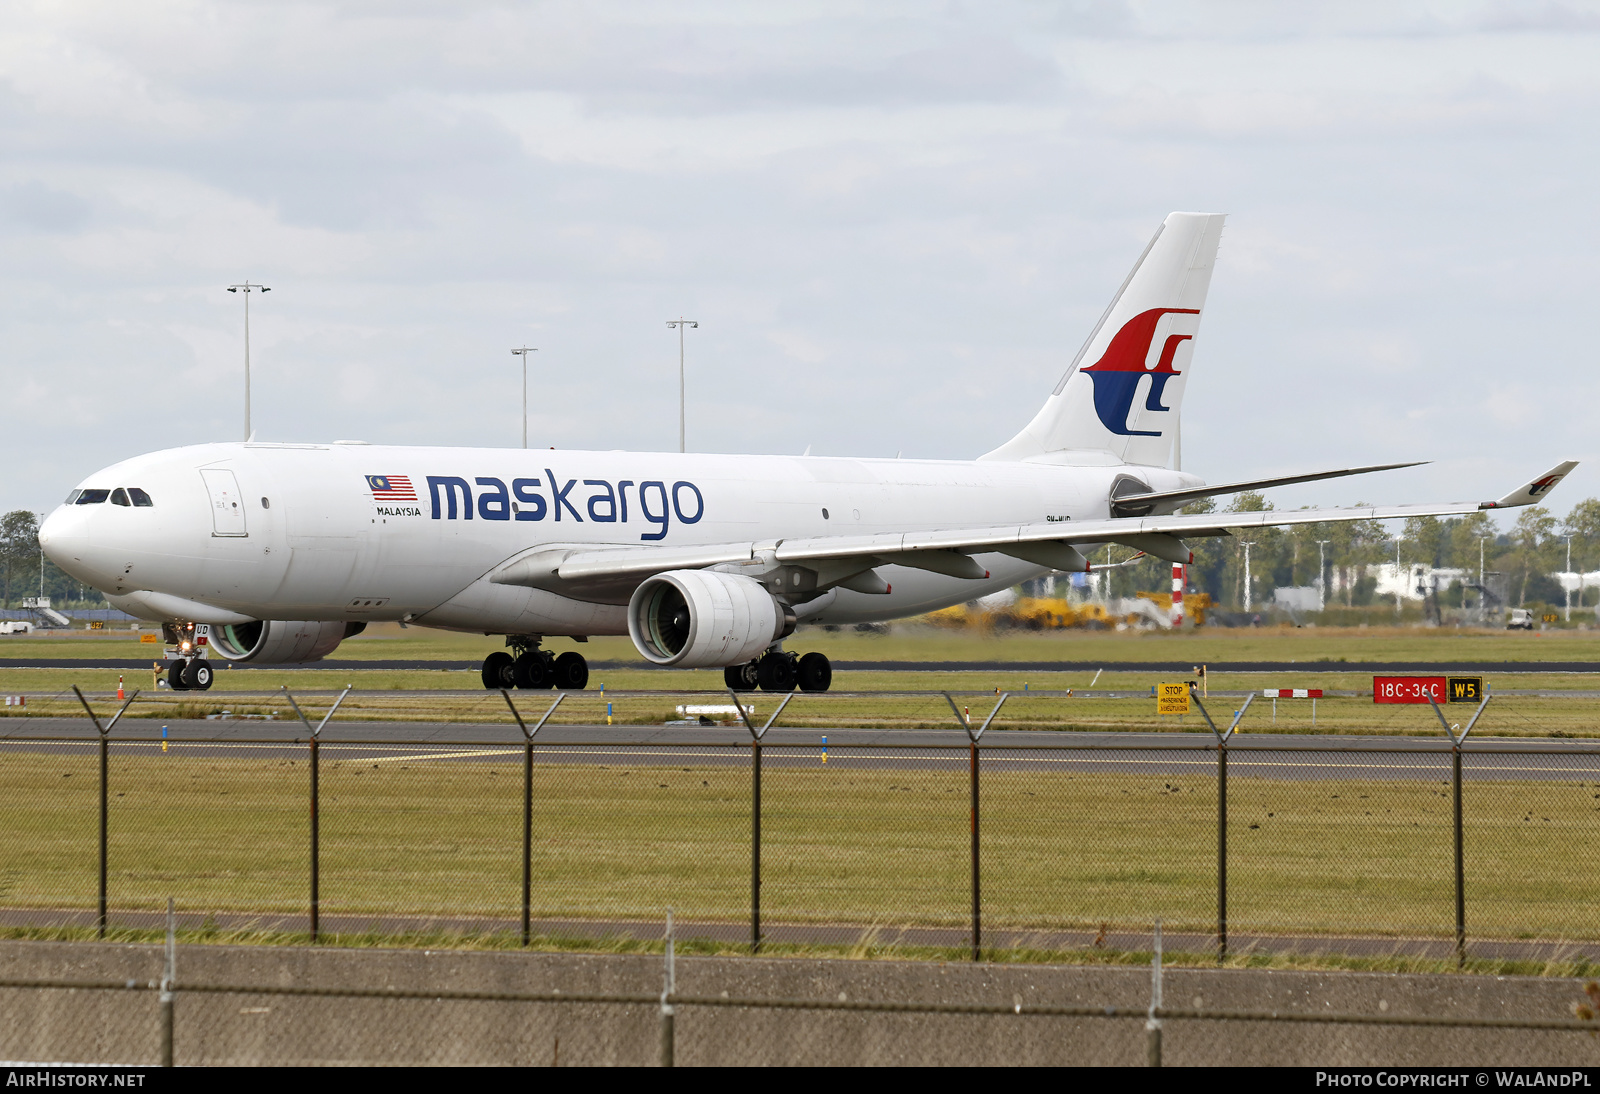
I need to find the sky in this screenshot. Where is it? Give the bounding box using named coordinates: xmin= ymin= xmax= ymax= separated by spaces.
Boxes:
xmin=4 ymin=1 xmax=1599 ymax=527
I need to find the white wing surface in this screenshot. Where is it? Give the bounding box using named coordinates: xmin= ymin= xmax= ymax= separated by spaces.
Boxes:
xmin=491 ymin=461 xmax=1577 ymax=594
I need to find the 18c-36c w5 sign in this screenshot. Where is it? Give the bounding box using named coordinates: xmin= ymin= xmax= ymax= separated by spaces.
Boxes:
xmin=1372 ymin=676 xmax=1485 ymax=704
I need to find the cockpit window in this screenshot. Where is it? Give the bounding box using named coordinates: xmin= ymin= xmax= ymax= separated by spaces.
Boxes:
xmin=110 ymin=488 xmax=131 ymax=507
xmin=75 ymin=489 xmax=110 ymax=505
xmin=128 ymin=488 xmax=153 ymax=507
xmin=65 ymin=490 xmax=82 ymax=505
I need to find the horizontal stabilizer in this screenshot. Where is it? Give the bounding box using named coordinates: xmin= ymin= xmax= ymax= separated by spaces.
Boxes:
xmin=1112 ymin=462 xmax=1426 ymax=516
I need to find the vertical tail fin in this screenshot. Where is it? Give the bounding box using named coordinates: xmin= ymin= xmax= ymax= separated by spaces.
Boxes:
xmin=981 ymin=211 xmax=1226 ymax=466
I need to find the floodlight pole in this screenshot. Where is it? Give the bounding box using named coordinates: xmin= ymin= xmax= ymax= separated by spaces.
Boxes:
xmin=1239 ymin=542 xmax=1255 ymax=612
xmin=1315 ymin=540 xmax=1330 ymax=611
xmin=666 ymin=319 xmax=698 ymax=453
xmin=510 ymin=348 xmax=537 ymax=449
xmin=1394 ymin=538 xmax=1403 ymax=619
xmin=1564 ymin=535 xmax=1573 ymax=622
xmin=226 ymin=282 xmax=270 ymax=441
xmin=1478 ymin=536 xmax=1490 ymax=621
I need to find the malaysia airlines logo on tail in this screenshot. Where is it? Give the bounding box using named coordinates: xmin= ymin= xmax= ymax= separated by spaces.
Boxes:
xmin=366 ymin=475 xmax=418 ymax=502
xmin=1080 ymin=307 xmax=1199 ymax=436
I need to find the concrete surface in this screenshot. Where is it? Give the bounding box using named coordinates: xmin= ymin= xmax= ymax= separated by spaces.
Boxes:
xmin=2 ymin=940 xmax=1596 ymax=1066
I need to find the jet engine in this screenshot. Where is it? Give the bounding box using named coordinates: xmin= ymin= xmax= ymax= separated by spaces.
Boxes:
xmin=628 ymin=570 xmax=795 ymax=668
xmin=209 ymin=620 xmax=366 ymax=664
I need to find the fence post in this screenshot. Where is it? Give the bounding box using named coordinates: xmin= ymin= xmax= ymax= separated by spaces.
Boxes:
xmin=751 ymin=738 xmax=761 ymax=954
xmin=660 ymin=909 xmax=676 ymax=1067
xmin=503 ymin=691 xmax=564 ymax=947
xmin=1428 ymin=692 xmax=1488 ymax=969
xmin=1146 ymin=919 xmax=1163 ymax=1067
xmin=732 ymin=690 xmax=790 ymax=956
xmin=99 ymin=728 xmax=108 ymax=940
xmin=1217 ymin=739 xmax=1227 ymax=963
xmin=283 ymin=685 xmax=352 ymax=943
xmin=71 ymin=686 xmax=137 ymax=941
xmin=523 ymin=732 xmax=533 ymax=944
xmin=1190 ymin=694 xmax=1251 ymax=964
xmin=1453 ymin=744 xmax=1465 ymax=967
xmin=970 ymin=738 xmax=980 ymax=963
xmin=310 ymin=733 xmax=319 ymax=942
xmin=944 ymin=692 xmax=1006 ymax=962
xmin=159 ymin=897 xmax=175 ymax=1067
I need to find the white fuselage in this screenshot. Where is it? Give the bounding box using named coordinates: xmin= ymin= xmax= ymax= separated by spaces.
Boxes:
xmin=39 ymin=442 xmax=1199 ymax=636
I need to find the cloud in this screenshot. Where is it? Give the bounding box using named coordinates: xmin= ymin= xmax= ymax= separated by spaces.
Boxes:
xmin=2 ymin=2 xmax=1600 ymax=516
xmin=0 ymin=181 xmax=91 ymax=233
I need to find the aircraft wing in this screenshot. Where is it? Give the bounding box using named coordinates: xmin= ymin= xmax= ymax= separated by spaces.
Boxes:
xmin=491 ymin=461 xmax=1576 ymax=594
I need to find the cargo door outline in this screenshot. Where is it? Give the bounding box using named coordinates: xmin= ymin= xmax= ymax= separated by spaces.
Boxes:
xmin=201 ymin=468 xmax=248 ymax=537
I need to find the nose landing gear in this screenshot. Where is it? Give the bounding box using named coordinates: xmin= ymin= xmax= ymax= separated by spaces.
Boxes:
xmin=481 ymin=638 xmax=589 ymax=691
xmin=725 ymin=649 xmax=832 ymax=692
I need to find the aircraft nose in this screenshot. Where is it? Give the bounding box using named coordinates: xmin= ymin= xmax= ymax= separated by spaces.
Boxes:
xmin=38 ymin=507 xmax=68 ymax=561
xmin=39 ymin=502 xmax=114 ymax=586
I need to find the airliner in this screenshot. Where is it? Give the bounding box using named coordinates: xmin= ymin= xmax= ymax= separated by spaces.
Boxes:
xmin=37 ymin=212 xmax=1575 ymax=693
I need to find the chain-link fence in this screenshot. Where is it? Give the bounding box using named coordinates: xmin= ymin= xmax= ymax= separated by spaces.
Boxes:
xmin=4 ymin=690 xmax=1599 ymax=962
xmin=3 ymin=961 xmax=1596 ymax=1066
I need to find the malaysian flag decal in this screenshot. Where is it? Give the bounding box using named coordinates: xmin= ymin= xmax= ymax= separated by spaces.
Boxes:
xmin=367 ymin=475 xmax=418 ymax=502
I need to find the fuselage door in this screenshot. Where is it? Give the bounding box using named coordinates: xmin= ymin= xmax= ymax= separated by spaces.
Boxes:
xmin=201 ymin=468 xmax=248 ymax=537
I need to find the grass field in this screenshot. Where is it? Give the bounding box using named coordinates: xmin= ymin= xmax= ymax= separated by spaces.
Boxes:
xmin=8 ymin=620 xmax=1600 ymax=666
xmin=3 ymin=745 xmax=1597 ymax=944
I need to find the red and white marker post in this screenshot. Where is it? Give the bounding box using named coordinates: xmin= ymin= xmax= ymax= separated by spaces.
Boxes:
xmin=1171 ymin=564 xmax=1184 ymax=628
xmin=1262 ymin=688 xmax=1323 ymax=726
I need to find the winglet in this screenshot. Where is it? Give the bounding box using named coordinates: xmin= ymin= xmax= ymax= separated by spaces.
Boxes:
xmin=1482 ymin=460 xmax=1579 ymax=509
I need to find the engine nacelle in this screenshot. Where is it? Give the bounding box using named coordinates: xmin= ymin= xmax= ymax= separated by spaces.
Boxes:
xmin=628 ymin=570 xmax=795 ymax=668
xmin=209 ymin=620 xmax=366 ymax=664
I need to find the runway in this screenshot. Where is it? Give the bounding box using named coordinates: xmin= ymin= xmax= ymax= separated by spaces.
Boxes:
xmin=4 ymin=719 xmax=1596 ymax=780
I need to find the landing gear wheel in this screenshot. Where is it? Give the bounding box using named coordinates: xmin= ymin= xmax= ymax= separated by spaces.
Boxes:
xmin=481 ymin=651 xmax=514 ymax=690
xmin=756 ymin=652 xmax=798 ymax=692
xmin=798 ymin=652 xmax=832 ymax=692
xmin=167 ymin=660 xmax=190 ymax=691
xmin=724 ymin=661 xmax=759 ymax=692
xmin=553 ymin=651 xmax=589 ymax=691
xmin=183 ymin=660 xmax=213 ymax=690
xmin=513 ymin=651 xmax=553 ymax=690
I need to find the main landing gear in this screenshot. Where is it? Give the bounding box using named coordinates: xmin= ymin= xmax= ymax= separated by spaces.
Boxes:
xmin=725 ymin=649 xmax=832 ymax=693
xmin=166 ymin=659 xmax=214 ymax=691
xmin=481 ymin=637 xmax=589 ymax=691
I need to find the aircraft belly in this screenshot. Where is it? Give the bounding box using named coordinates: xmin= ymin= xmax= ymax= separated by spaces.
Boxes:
xmin=413 ymin=577 xmax=629 ymax=636
xmin=268 ymin=544 xmax=359 ymax=614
